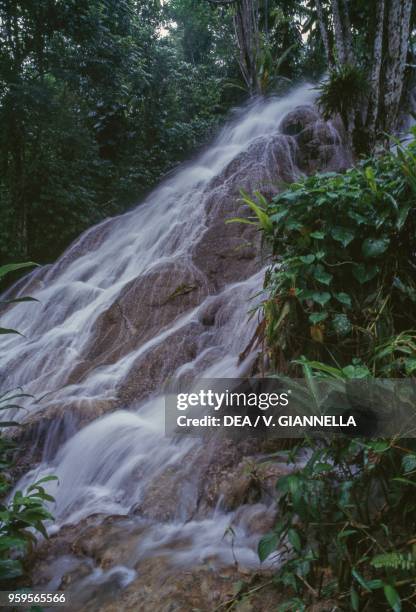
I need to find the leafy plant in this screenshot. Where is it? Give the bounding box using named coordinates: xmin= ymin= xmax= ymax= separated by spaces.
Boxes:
xmin=243 ymin=133 xmax=416 ymax=375
xmin=0 ymin=262 xmax=38 ymax=335
xmin=241 ymin=132 xmax=416 ymax=610
xmin=258 ymin=359 xmax=416 ymax=610
xmin=317 ymin=64 xmax=369 ymax=125
xmin=0 ymin=476 xmax=57 ymax=582
xmin=0 ymin=262 xmax=56 ymax=586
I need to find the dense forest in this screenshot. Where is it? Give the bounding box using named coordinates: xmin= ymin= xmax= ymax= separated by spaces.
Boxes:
xmin=5 ymin=0 xmax=414 ymax=265
xmin=1 ymin=1 xmax=416 ymax=611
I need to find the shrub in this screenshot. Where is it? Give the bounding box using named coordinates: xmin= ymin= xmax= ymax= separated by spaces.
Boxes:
xmin=236 ymin=132 xmax=416 ymax=610
xmin=0 ymin=263 xmax=57 ymax=585
xmin=244 ymin=131 xmax=416 ymax=377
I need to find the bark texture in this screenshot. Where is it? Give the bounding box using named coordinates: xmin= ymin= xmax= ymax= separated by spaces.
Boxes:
xmin=315 ymin=0 xmax=413 ymax=151
xmin=332 ymin=0 xmax=347 ymax=64
xmin=233 ymin=0 xmax=261 ymax=95
xmin=366 ymin=0 xmax=386 ymax=140
xmin=205 ymin=0 xmax=261 ymax=95
xmin=314 ymin=0 xmax=332 ymax=68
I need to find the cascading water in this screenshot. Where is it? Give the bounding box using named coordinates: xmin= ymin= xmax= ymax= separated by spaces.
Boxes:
xmin=1 ymin=84 xmax=348 ymax=608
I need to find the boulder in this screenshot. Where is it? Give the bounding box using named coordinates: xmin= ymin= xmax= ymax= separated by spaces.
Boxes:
xmin=279 ymin=105 xmax=320 ymax=136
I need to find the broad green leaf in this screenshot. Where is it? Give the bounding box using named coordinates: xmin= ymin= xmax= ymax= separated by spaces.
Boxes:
xmin=313 ymin=265 xmax=333 ymax=285
xmin=287 ymin=528 xmax=301 ymax=552
xmin=258 ymin=532 xmax=278 ymax=562
xmin=342 ymin=365 xmax=370 ymax=379
xmin=309 ymin=312 xmax=328 ymax=325
xmin=352 ymin=264 xmax=379 ymax=284
xmin=0 ymin=262 xmax=38 ymax=280
xmin=0 ymin=559 xmax=24 ymax=580
xmin=0 ymin=296 xmax=38 ymax=305
xmin=0 ymin=536 xmax=27 ymax=551
xmin=299 ymin=254 xmax=315 ymax=265
xmin=348 ymin=210 xmax=368 ymax=225
xmin=225 ymin=217 xmax=257 ymax=225
xmin=331 ymin=226 xmax=355 ymax=247
xmin=29 ymin=475 xmax=58 ymax=486
xmin=402 ymin=454 xmax=416 ymax=473
xmin=314 ymin=462 xmax=332 ymax=473
xmin=365 ymin=166 xmax=377 ymax=192
xmin=362 ymin=237 xmax=390 ymax=258
xmin=270 ymin=209 xmax=289 ymax=223
xmin=404 ymin=358 xmax=416 ymax=374
xmin=337 ymin=529 xmax=357 ymax=540
xmin=383 ymin=583 xmax=401 ymax=612
xmin=335 ymin=292 xmax=352 ymax=308
xmin=392 ymin=477 xmax=416 ymax=488
xmin=310 ymin=292 xmax=331 ymax=307
xmin=352 ymin=568 xmax=371 ymax=592
xmin=310 ymin=230 xmax=325 ymax=240
xmin=286 ymin=220 xmax=303 ymax=231
xmin=0 ymin=328 xmax=22 ymax=336
xmin=397 ymin=204 xmax=411 ymax=231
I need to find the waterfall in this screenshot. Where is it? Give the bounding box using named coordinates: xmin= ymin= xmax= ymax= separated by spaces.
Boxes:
xmin=1 ymin=84 xmax=348 ymax=603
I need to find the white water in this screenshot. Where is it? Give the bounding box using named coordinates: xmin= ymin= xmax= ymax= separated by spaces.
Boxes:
xmin=0 ymin=85 xmax=315 ymax=408
xmin=2 ymin=85 xmax=325 ymax=586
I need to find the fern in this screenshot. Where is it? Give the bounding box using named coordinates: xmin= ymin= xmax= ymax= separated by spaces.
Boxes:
xmin=371 ymin=551 xmax=416 ymax=571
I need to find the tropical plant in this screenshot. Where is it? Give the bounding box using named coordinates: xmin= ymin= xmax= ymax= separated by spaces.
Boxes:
xmin=235 ymin=129 xmax=416 ymax=610
xmin=238 ymin=130 xmax=416 ymax=376
xmin=0 ymin=262 xmax=57 ymax=585
xmin=0 ymin=476 xmax=57 ymax=583
xmin=259 ymin=418 xmax=416 ymax=610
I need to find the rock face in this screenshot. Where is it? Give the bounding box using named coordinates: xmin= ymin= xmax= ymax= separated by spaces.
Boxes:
xmin=1 ymin=87 xmax=351 ymax=610
xmin=32 ymin=516 xmax=284 ymax=611
xmin=280 ymin=105 xmax=352 ymax=174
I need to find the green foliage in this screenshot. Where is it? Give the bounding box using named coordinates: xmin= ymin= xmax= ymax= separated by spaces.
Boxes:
xmin=0 ymin=263 xmax=38 ymax=335
xmin=244 ymin=131 xmax=416 ymax=609
xmin=0 ymin=0 xmax=237 ymax=265
xmin=0 ymin=476 xmax=57 ymax=583
xmin=317 ymin=64 xmax=369 ymax=125
xmin=371 ymin=552 xmax=416 ymax=572
xmin=0 ymin=263 xmax=56 ymax=586
xmin=258 ymin=426 xmax=416 ymax=610
xmin=243 ymin=132 xmax=416 ymax=375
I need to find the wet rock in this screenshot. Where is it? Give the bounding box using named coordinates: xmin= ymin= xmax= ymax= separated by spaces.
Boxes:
xmin=132 ymin=465 xmax=186 ymax=522
xmin=10 ymin=398 xmax=117 ymax=471
xmin=235 ymin=504 xmax=276 ymax=537
xmin=217 ymin=459 xmax=290 ymax=511
xmin=97 ymin=558 xmax=281 ymax=612
xmin=279 ymin=105 xmax=351 ymax=174
xmin=279 ymin=105 xmax=320 ymax=136
xmin=31 ymin=513 xmax=286 ymax=611
xmin=296 ymin=118 xmax=351 ymax=174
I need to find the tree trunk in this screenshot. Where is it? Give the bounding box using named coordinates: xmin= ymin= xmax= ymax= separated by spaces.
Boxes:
xmin=205 ymin=0 xmax=261 ymax=95
xmin=233 ymin=0 xmax=261 ymax=95
xmin=340 ymin=0 xmax=354 ymax=65
xmin=365 ymin=0 xmax=386 ymax=144
xmin=314 ymin=0 xmax=333 ymax=68
xmin=332 ymin=0 xmax=347 ymax=64
xmin=9 ymin=111 xmax=28 ymax=258
xmin=383 ymin=0 xmax=412 ymax=134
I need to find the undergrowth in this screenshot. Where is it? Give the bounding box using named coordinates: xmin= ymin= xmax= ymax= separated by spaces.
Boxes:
xmin=233 ymin=131 xmax=416 ymax=610
xmin=0 ymin=263 xmax=57 ymax=587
